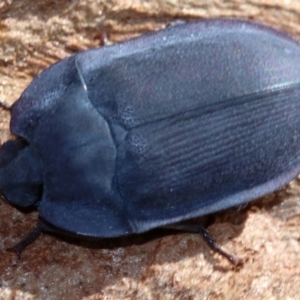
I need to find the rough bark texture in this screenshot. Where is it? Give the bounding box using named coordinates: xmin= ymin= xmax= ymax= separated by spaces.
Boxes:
xmin=1 ymin=0 xmax=300 ymax=299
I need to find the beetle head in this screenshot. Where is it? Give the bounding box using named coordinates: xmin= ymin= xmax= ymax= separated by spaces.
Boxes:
xmin=0 ymin=139 xmax=42 ymax=207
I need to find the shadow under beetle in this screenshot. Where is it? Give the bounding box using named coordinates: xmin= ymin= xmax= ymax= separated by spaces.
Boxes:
xmin=1 ymin=19 xmax=300 ymax=265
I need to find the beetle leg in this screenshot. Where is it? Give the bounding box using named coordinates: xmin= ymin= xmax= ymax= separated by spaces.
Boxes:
xmin=163 ymin=223 xmax=241 ymax=267
xmin=7 ymin=221 xmax=43 ymax=260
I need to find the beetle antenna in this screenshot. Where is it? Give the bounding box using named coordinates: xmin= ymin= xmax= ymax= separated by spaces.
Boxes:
xmin=0 ymin=99 xmax=12 ymax=111
xmin=7 ymin=221 xmax=43 ymax=260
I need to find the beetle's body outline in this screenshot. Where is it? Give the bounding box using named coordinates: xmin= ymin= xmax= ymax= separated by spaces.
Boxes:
xmin=1 ymin=19 xmax=300 ymax=262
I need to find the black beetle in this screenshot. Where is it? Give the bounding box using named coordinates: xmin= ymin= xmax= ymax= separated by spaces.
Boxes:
xmin=1 ymin=19 xmax=300 ymax=264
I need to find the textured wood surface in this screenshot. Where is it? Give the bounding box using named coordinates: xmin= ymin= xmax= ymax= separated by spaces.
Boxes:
xmin=1 ymin=1 xmax=300 ymax=299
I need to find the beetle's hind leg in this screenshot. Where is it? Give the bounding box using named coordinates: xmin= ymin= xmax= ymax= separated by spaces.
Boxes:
xmin=7 ymin=221 xmax=43 ymax=260
xmin=163 ymin=223 xmax=241 ymax=267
